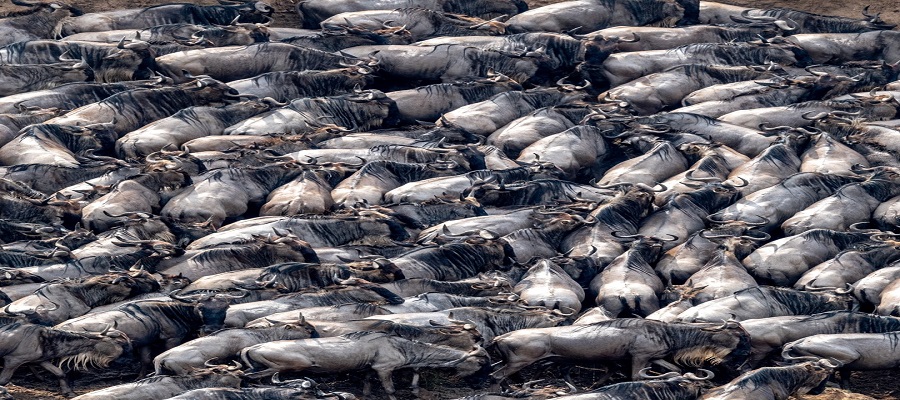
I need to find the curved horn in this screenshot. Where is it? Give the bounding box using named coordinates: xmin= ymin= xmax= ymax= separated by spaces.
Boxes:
xmin=638 ymin=367 xmax=680 ymax=380
xmin=834 ymin=283 xmax=854 ymax=295
xmin=551 ymin=307 xmax=576 ymax=317
xmin=610 ymin=231 xmax=642 ymax=239
xmin=739 ymin=9 xmax=776 ymax=21
xmin=773 ymin=19 xmax=798 ymax=31
xmin=657 ymin=234 xmax=679 ymax=242
xmin=685 ymin=170 xmax=722 ymax=182
xmin=801 ymin=111 xmax=829 ymax=120
xmin=725 ymin=177 xmax=749 ymax=188
xmin=684 ymin=369 xmax=714 ymax=380
xmin=168 ymin=289 xmax=200 ymax=303
xmin=634 ymin=182 xmax=667 ymax=192
xmin=740 ymin=231 xmax=771 ymax=242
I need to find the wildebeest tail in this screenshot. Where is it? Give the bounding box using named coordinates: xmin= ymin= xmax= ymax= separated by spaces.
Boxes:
xmin=780 ymin=341 xmax=819 ymax=362
xmin=239 ymin=347 xmax=259 ymax=372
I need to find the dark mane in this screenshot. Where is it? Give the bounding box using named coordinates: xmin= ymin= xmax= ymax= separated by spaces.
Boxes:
xmin=2 ymin=6 xmax=49 ymax=18
xmin=761 ymin=8 xmax=895 ymax=32
xmin=730 ymin=364 xmax=813 ymax=390
xmin=597 ymin=0 xmax=667 ymax=25
xmin=674 ymin=64 xmax=771 ymax=83
xmin=341 ymin=330 xmax=388 ymax=341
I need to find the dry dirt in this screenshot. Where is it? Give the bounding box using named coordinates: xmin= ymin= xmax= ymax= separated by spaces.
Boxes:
xmin=2 ymin=0 xmax=900 ymax=399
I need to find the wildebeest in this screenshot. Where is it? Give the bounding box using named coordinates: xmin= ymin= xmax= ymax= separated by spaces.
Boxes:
xmin=155 ymin=43 xmax=356 ymax=83
xmin=70 ymin=365 xmax=245 ymax=400
xmin=55 ymin=293 xmax=239 ymax=376
xmin=548 ymin=369 xmax=713 ymax=400
xmin=699 ymin=360 xmax=836 ymax=400
xmin=782 ymin=331 xmax=900 ymax=388
xmin=55 ymin=1 xmax=274 ymax=36
xmin=241 ymin=332 xmax=490 ymax=399
xmin=740 ymin=311 xmax=900 ymax=367
xmin=504 ymin=0 xmax=695 ymax=33
xmin=295 ymin=0 xmax=527 ymax=29
xmin=0 ymin=322 xmax=129 ymax=395
xmin=3 ymin=271 xmax=159 ymax=325
xmin=0 ymin=0 xmax=83 ymax=46
xmin=0 ymin=61 xmax=93 ymax=97
xmin=0 ymin=39 xmax=156 ymax=82
xmin=490 ymin=319 xmax=750 ymax=381
xmin=153 ymin=318 xmax=318 ymax=375
xmin=46 ymin=76 xmax=241 ymax=134
xmin=675 ymin=286 xmax=853 ymax=322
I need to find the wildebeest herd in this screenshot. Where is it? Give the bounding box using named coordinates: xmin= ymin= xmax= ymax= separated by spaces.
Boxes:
xmin=1 ymin=0 xmax=900 ymax=398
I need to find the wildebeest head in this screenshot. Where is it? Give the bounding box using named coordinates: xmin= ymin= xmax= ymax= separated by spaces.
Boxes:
xmin=195 ymin=296 xmax=231 ymax=334
xmin=453 ymin=346 xmax=492 ymax=386
xmin=613 ymin=234 xmax=672 ymax=263
xmin=532 ymin=211 xmax=586 ymax=238
xmin=279 ymin=314 xmax=319 ymax=338
xmin=672 ymin=0 xmax=700 ymax=25
xmin=157 ymin=273 xmax=192 ymax=293
xmin=266 ymin=235 xmax=319 ymax=263
xmin=697 ymin=320 xmax=753 ymax=373
xmin=89 ymin=39 xmax=158 ymax=81
xmin=229 ymin=1 xmax=274 ymax=23
xmin=118 ymin=270 xmax=162 ymax=296
xmin=171 ymin=292 xmax=241 ymax=334
xmin=799 ymin=360 xmax=837 ymax=395
xmin=578 ymin=35 xmax=639 ymax=91
xmin=57 ymin=325 xmax=131 ymax=371
xmin=0 ymin=268 xmax=45 ymax=285
xmin=350 ymin=258 xmax=406 ymax=282
xmin=9 ymin=0 xmax=83 ymax=20
xmin=111 ymin=236 xmax=183 ymax=264
xmin=162 ymin=217 xmax=216 ymax=248
xmin=194 ymin=22 xmax=270 ymax=46
xmin=182 ymin=77 xmax=241 ymax=105
xmin=191 ymin=361 xmax=245 ymax=387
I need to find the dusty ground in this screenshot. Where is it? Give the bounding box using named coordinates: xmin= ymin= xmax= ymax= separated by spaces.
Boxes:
xmin=2 ymin=0 xmax=900 ymax=399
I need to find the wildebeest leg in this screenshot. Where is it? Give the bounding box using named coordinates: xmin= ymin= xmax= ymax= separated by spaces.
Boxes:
xmin=744 ymin=350 xmax=770 ymax=371
xmin=27 ymin=365 xmax=46 ymax=381
xmin=362 ymin=371 xmax=373 ymax=396
xmin=839 ymin=367 xmax=852 ymax=390
xmin=630 ymin=357 xmax=649 ymax=380
xmin=490 ymin=352 xmax=548 ymax=383
xmin=563 ymin=366 xmax=575 ymax=388
xmin=410 ymin=368 xmax=420 ymax=395
xmin=0 ymin=359 xmax=22 ymax=385
xmin=39 ymin=360 xmax=73 ymax=396
xmin=376 ymin=368 xmax=398 ymax=400
xmin=137 ymin=346 xmax=154 ymax=378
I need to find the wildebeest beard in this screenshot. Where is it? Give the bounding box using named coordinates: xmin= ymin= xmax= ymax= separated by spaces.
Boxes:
xmin=58 ymin=350 xmax=118 ymax=371
xmin=57 ymin=338 xmax=126 ymax=372
xmin=672 ymin=344 xmax=735 ymax=368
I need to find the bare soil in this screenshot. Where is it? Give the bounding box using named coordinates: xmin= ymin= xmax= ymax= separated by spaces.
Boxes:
xmin=1 ymin=0 xmax=899 ymax=399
